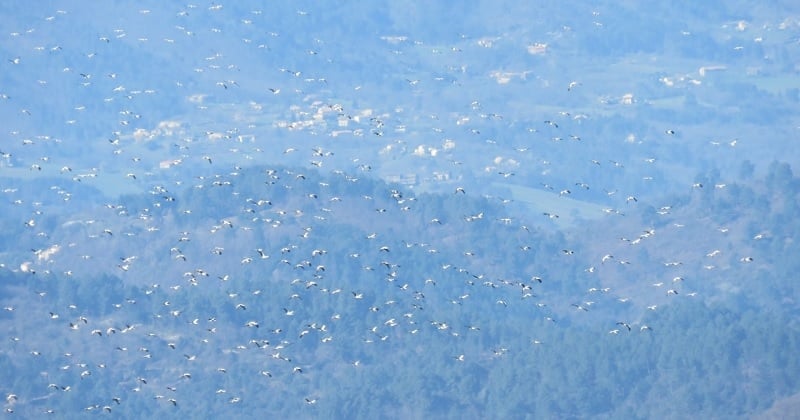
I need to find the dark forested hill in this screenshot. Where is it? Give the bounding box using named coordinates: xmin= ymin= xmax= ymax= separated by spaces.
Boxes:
xmin=1 ymin=161 xmax=799 ymax=418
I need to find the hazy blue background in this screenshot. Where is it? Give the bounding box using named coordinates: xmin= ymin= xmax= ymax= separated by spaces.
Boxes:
xmin=1 ymin=1 xmax=799 ymax=418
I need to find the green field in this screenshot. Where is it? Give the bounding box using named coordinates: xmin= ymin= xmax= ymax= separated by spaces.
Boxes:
xmin=492 ymin=181 xmax=608 ymax=228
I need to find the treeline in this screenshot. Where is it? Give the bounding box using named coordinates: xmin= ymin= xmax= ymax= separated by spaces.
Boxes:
xmin=0 ymin=160 xmax=799 ymax=418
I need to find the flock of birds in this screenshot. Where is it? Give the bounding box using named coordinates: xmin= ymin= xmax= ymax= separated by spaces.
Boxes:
xmin=0 ymin=2 xmax=776 ymax=416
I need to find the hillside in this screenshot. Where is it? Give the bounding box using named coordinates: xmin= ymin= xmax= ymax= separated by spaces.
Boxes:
xmin=1 ymin=1 xmax=799 ymax=418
